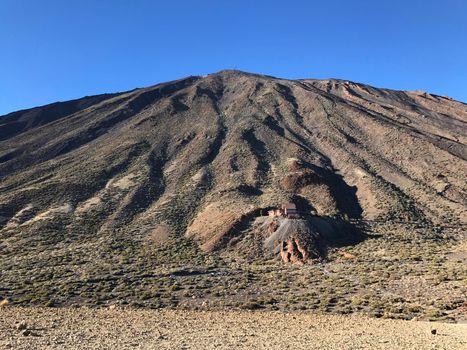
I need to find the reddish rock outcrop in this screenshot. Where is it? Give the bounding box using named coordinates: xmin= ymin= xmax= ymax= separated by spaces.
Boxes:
xmin=264 ymin=218 xmax=321 ymax=264
xmin=267 ymin=220 xmax=279 ymax=235
xmin=279 ymin=238 xmax=309 ymax=264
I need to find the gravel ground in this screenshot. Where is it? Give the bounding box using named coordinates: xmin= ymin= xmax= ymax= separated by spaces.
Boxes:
xmin=0 ymin=307 xmax=466 ymax=349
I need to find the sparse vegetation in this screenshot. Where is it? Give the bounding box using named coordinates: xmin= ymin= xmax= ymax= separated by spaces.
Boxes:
xmin=0 ymin=71 xmax=465 ymax=323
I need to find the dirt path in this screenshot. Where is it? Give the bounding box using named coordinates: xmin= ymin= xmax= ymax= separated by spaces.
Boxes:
xmin=0 ymin=307 xmax=466 ymax=349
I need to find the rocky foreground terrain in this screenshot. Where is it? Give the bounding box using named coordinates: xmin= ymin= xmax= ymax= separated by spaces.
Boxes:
xmin=1 ymin=307 xmax=466 ymax=350
xmin=0 ymin=70 xmax=466 ymax=322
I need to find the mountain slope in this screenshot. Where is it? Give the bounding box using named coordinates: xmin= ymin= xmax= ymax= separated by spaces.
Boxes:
xmin=0 ymin=92 xmax=121 ymax=141
xmin=1 ymin=70 xmax=466 ymax=315
xmin=1 ymin=71 xmax=465 ymax=247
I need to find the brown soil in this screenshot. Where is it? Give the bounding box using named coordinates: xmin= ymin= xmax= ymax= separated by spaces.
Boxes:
xmin=1 ymin=307 xmax=466 ymax=350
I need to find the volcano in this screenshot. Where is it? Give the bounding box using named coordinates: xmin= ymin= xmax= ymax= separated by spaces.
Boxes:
xmin=0 ymin=70 xmax=466 ymax=269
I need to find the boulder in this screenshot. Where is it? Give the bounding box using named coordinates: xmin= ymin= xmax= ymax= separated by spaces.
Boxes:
xmin=264 ymin=218 xmax=320 ymax=264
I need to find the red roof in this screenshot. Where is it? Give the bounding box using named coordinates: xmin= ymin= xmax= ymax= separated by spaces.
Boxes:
xmin=282 ymin=202 xmax=296 ymax=209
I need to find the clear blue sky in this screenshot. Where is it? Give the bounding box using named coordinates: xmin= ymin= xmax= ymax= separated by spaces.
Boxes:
xmin=1 ymin=0 xmax=466 ymax=115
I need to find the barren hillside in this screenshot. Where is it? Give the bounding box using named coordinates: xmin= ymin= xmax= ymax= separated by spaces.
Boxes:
xmin=0 ymin=70 xmax=466 ymax=320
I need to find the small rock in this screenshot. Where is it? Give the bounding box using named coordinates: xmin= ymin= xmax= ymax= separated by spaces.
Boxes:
xmin=431 ymin=329 xmax=437 ymax=335
xmin=22 ymin=329 xmax=31 ymax=337
xmin=155 ymin=330 xmax=165 ymax=340
xmin=17 ymin=322 xmax=27 ymax=331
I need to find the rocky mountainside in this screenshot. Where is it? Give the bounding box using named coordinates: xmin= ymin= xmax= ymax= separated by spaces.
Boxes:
xmin=1 ymin=70 xmax=465 ymax=244
xmin=0 ymin=71 xmax=466 ymax=314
